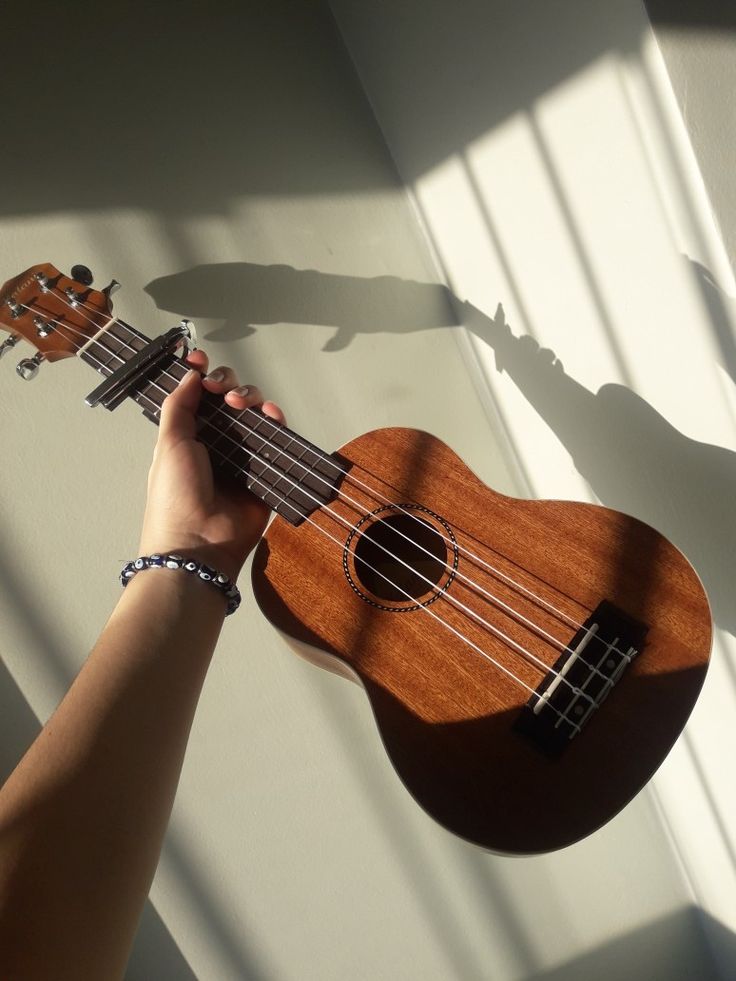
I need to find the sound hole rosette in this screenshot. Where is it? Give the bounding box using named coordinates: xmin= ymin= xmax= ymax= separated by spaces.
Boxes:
xmin=343 ymin=504 xmax=458 ymax=612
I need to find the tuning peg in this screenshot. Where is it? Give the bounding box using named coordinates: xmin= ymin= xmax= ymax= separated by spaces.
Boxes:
xmin=33 ymin=316 xmax=54 ymax=338
xmin=71 ymin=264 xmax=94 ymax=286
xmin=0 ymin=333 xmax=21 ymax=358
xmin=103 ymin=279 xmax=121 ymax=298
xmin=16 ymin=352 xmax=44 ymax=380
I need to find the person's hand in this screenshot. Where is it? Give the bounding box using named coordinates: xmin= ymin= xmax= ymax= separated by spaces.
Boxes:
xmin=137 ymin=350 xmax=285 ymax=582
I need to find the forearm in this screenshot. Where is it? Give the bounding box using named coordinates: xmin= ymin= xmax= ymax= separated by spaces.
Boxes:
xmin=0 ymin=569 xmax=228 ymax=980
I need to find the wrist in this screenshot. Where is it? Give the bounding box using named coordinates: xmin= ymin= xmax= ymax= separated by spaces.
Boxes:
xmin=135 ymin=540 xmax=243 ymax=584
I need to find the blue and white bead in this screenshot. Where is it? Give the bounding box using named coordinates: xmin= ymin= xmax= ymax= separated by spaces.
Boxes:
xmin=119 ymin=553 xmax=241 ymax=615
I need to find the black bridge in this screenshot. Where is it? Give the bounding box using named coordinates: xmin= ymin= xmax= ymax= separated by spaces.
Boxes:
xmin=514 ymin=600 xmax=648 ymax=756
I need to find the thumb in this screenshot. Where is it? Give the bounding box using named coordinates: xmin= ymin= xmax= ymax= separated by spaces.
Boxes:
xmin=158 ymin=368 xmax=202 ymax=443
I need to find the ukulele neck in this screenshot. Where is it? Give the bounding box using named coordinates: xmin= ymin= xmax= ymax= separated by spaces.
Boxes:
xmin=80 ymin=318 xmax=345 ymax=526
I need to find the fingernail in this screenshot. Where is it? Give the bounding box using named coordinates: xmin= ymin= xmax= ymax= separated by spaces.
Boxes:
xmin=233 ymin=385 xmax=250 ymax=397
xmin=179 ymin=368 xmax=197 ymax=386
xmin=207 ymin=369 xmax=225 ymax=382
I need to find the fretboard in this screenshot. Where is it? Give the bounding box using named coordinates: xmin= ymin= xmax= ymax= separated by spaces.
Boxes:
xmin=79 ymin=319 xmax=345 ymax=525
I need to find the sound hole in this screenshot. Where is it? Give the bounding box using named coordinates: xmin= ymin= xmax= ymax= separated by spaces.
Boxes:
xmin=354 ymin=513 xmax=447 ymax=602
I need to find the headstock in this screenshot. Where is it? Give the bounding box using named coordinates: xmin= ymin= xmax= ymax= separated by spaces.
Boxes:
xmin=0 ymin=263 xmax=117 ymax=378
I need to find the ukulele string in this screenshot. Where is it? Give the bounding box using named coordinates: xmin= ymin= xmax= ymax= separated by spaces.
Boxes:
xmin=21 ymin=300 xmax=594 ymax=720
xmin=24 ymin=298 xmax=612 ymax=724
xmin=39 ymin=316 xmax=617 ymax=724
xmin=34 ymin=290 xmax=609 ymax=648
xmin=25 ymin=292 xmax=622 ymax=691
xmin=33 ymin=288 xmax=593 ymax=636
xmin=24 ymin=293 xmax=606 ymax=666
xmin=30 ymin=292 xmax=619 ymax=686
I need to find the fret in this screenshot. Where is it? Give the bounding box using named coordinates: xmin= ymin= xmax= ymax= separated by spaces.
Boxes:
xmin=133 ymin=353 xmax=181 ymax=411
xmin=80 ymin=336 xmax=123 ymax=375
xmin=271 ymin=433 xmax=299 ymax=475
xmin=79 ymin=318 xmax=148 ymax=376
xmin=200 ymin=397 xmax=244 ymax=453
xmin=220 ymin=444 xmax=255 ymax=481
xmin=263 ymin=438 xmax=308 ymax=504
xmin=114 ymin=318 xmax=153 ymax=345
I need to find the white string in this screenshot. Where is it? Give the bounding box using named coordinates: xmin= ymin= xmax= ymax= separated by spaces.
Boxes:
xmin=19 ymin=291 xmax=623 ymax=700
xmin=20 ymin=290 xmax=626 ymax=714
xmin=27 ymin=300 xmax=590 ymax=724
xmin=27 ymin=289 xmax=590 ymax=634
xmin=30 ymin=291 xmax=612 ymax=649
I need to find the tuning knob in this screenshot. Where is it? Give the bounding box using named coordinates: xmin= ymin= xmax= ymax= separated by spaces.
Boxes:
xmin=0 ymin=333 xmax=21 ymax=358
xmin=16 ymin=352 xmax=44 ymax=380
xmin=33 ymin=315 xmax=54 ymax=338
xmin=71 ymin=264 xmax=94 ymax=286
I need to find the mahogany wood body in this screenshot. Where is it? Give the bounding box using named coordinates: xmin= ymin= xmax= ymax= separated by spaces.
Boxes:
xmin=252 ymin=427 xmax=711 ymax=853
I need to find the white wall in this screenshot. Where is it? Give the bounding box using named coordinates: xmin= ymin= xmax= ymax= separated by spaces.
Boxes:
xmin=646 ymin=1 xmax=736 ymax=270
xmin=1 ymin=0 xmax=734 ymax=978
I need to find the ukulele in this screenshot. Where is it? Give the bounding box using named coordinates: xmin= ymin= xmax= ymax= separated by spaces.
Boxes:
xmin=0 ymin=263 xmax=712 ymax=854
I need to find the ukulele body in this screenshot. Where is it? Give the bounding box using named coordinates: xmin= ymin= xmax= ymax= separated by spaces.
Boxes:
xmin=252 ymin=426 xmax=711 ymax=853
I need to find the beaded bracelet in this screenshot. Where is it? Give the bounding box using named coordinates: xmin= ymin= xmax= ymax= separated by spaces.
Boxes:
xmin=120 ymin=553 xmax=241 ymax=615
